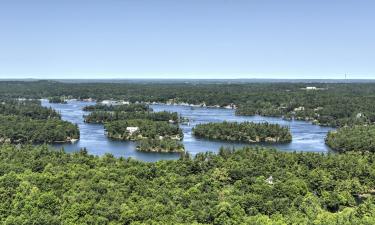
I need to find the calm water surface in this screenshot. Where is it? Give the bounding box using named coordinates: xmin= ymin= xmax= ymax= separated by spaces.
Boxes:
xmin=42 ymin=100 xmax=334 ymax=162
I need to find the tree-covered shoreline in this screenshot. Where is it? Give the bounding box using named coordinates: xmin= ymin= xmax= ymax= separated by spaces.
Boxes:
xmin=84 ymin=111 xmax=180 ymax=124
xmin=0 ymin=115 xmax=79 ymax=144
xmin=82 ymin=103 xmax=182 ymax=124
xmin=326 ymin=125 xmax=375 ymax=153
xmin=193 ymin=121 xmax=292 ymax=143
xmin=104 ymin=119 xmax=184 ymax=152
xmin=0 ymin=100 xmax=79 ymax=144
xmin=81 ymin=103 xmax=186 ymax=152
xmin=104 ymin=119 xmax=183 ymax=141
xmin=0 ymin=99 xmax=60 ymax=120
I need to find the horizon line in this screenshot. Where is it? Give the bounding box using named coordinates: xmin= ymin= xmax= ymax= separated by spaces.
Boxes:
xmin=1 ymin=78 xmax=375 ymax=80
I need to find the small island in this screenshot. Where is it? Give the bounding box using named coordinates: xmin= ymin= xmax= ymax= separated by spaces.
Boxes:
xmin=83 ymin=103 xmax=181 ymax=124
xmin=87 ymin=103 xmax=186 ymax=152
xmin=84 ymin=111 xmax=180 ymax=124
xmin=104 ymin=119 xmax=183 ymax=140
xmin=192 ymin=121 xmax=292 ymax=143
xmin=326 ymin=125 xmax=375 ymax=153
xmin=104 ymin=119 xmax=184 ymax=152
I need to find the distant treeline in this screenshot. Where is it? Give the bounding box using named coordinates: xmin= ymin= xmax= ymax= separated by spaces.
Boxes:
xmin=193 ymin=121 xmax=292 ymax=143
xmin=2 ymin=80 xmax=375 ymax=127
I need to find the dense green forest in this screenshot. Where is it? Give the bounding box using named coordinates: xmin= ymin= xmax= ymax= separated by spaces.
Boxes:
xmin=104 ymin=119 xmax=184 ymax=152
xmin=83 ymin=103 xmax=181 ymax=124
xmin=83 ymin=103 xmax=150 ymax=112
xmin=326 ymin=125 xmax=375 ymax=153
xmin=0 ymin=100 xmax=79 ymax=143
xmin=0 ymin=115 xmax=79 ymax=144
xmin=136 ymin=138 xmax=185 ymax=152
xmin=0 ymin=99 xmax=60 ymax=120
xmin=104 ymin=119 xmax=183 ymax=141
xmin=0 ymin=145 xmax=374 ymax=224
xmin=193 ymin=121 xmax=292 ymax=143
xmin=84 ymin=111 xmax=180 ymax=124
xmin=2 ymin=81 xmax=375 ymax=127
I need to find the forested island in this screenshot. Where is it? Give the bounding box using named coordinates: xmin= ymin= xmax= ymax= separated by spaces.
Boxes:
xmin=0 ymin=144 xmax=374 ymax=224
xmin=83 ymin=103 xmax=149 ymax=112
xmin=193 ymin=121 xmax=292 ymax=143
xmin=0 ymin=100 xmax=79 ymax=143
xmin=82 ymin=103 xmax=185 ymax=152
xmin=326 ymin=125 xmax=375 ymax=153
xmin=104 ymin=119 xmax=184 ymax=152
xmin=84 ymin=111 xmax=180 ymax=124
xmin=83 ymin=103 xmax=181 ymax=124
xmin=104 ymin=119 xmax=183 ymax=141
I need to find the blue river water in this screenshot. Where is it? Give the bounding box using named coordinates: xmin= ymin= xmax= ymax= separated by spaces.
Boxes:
xmin=42 ymin=100 xmax=334 ymax=162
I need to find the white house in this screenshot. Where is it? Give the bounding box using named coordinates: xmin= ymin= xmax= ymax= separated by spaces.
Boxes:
xmin=120 ymin=101 xmax=130 ymax=105
xmin=266 ymin=176 xmax=274 ymax=185
xmin=126 ymin=127 xmax=139 ymax=135
xmin=294 ymin=106 xmax=305 ymax=111
xmin=101 ymin=100 xmax=115 ymax=105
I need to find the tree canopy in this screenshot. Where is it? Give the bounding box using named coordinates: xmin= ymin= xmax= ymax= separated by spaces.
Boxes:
xmin=83 ymin=103 xmax=150 ymax=112
xmin=0 ymin=145 xmax=374 ymax=224
xmin=84 ymin=111 xmax=180 ymax=124
xmin=104 ymin=119 xmax=183 ymax=141
xmin=0 ymin=100 xmax=79 ymax=144
xmin=326 ymin=125 xmax=375 ymax=153
xmin=193 ymin=121 xmax=292 ymax=143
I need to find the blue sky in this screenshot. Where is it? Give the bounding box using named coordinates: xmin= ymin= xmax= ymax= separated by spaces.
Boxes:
xmin=0 ymin=0 xmax=374 ymax=79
